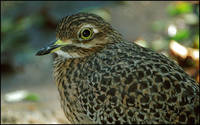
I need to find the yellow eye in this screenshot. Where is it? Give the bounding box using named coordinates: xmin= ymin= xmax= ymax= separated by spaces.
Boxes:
xmin=80 ymin=28 xmax=93 ymax=40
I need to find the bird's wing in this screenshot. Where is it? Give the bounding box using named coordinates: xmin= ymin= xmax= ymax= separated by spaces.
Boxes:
xmin=78 ymin=45 xmax=199 ymax=124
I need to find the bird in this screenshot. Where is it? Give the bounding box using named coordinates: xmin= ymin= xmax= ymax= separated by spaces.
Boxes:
xmin=36 ymin=12 xmax=199 ymax=124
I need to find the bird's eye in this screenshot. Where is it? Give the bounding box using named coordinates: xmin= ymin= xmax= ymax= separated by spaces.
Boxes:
xmin=79 ymin=27 xmax=93 ymax=40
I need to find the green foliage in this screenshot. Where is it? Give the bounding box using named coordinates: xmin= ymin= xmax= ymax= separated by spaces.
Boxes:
xmin=167 ymin=2 xmax=193 ymax=16
xmin=194 ymin=35 xmax=199 ymax=49
xmin=1 ymin=14 xmax=45 ymax=53
xmin=170 ymin=29 xmax=190 ymax=42
xmin=1 ymin=18 xmax=13 ymax=33
xmin=24 ymin=93 xmax=40 ymax=101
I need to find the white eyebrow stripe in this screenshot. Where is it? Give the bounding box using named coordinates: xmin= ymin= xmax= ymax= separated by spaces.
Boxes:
xmin=93 ymin=28 xmax=99 ymax=33
xmin=81 ymin=24 xmax=99 ymax=33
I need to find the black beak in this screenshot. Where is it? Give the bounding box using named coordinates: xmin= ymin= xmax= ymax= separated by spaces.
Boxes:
xmin=35 ymin=40 xmax=61 ymax=56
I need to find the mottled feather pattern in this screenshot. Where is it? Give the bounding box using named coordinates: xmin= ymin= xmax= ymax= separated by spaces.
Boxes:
xmin=53 ymin=39 xmax=199 ymax=124
xmin=33 ymin=12 xmax=199 ymax=124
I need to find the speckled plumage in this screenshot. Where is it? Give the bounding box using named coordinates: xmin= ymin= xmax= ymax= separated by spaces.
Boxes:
xmin=43 ymin=13 xmax=199 ymax=124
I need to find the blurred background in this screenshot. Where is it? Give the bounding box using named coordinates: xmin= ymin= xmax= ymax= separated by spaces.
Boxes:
xmin=1 ymin=1 xmax=199 ymax=124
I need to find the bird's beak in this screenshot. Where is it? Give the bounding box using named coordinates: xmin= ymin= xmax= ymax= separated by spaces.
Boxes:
xmin=36 ymin=39 xmax=72 ymax=56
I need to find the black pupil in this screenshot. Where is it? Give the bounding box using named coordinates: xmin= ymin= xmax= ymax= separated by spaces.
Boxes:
xmin=82 ymin=29 xmax=91 ymax=37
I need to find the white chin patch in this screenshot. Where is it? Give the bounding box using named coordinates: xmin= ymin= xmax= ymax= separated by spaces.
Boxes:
xmin=54 ymin=50 xmax=81 ymax=58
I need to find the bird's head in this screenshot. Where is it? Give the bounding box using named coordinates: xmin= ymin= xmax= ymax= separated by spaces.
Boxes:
xmin=36 ymin=13 xmax=122 ymax=58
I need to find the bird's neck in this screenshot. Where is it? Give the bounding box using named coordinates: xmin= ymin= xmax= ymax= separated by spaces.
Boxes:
xmin=53 ymin=55 xmax=83 ymax=85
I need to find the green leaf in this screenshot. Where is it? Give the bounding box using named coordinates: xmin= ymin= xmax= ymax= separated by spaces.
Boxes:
xmin=167 ymin=2 xmax=193 ymax=16
xmin=24 ymin=93 xmax=40 ymax=101
xmin=171 ymin=29 xmax=190 ymax=41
